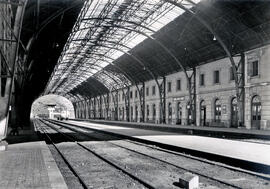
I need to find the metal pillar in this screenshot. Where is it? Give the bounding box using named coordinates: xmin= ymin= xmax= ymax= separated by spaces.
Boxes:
xmin=124 ymin=87 xmax=130 ymax=122
xmin=138 ymin=83 xmax=145 ymax=122
xmin=93 ymin=97 xmax=96 ymax=119
xmin=106 ymin=93 xmax=110 ymax=120
xmin=115 ymin=91 xmax=118 ymax=121
xmin=76 ymin=102 xmax=80 ymax=118
xmin=99 ymin=97 xmax=102 ymax=119
xmin=84 ymin=100 xmax=87 ymax=119
xmin=78 ymin=101 xmax=81 ymax=118
xmin=102 ymin=94 xmax=108 ymax=120
xmin=89 ymin=98 xmax=93 ymax=118
xmin=156 ymin=77 xmax=166 ymax=124
xmin=187 ymin=67 xmax=196 ymax=125
xmin=164 ymin=0 xmax=244 ymax=127
xmin=74 ymin=102 xmax=77 ymax=118
xmin=73 ymin=103 xmax=77 ymax=118
xmin=0 ymin=0 xmax=27 ymax=141
xmin=236 ymin=53 xmax=245 ymax=127
xmin=81 ymin=100 xmax=84 ymax=119
xmin=88 ymin=98 xmax=92 ymax=119
xmin=111 ymin=91 xmax=118 ymax=121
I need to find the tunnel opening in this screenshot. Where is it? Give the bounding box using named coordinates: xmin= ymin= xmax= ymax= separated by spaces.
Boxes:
xmin=30 ymin=94 xmax=75 ymax=121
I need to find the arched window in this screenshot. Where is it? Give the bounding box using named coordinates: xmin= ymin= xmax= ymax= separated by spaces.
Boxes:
xmin=200 ymin=100 xmax=206 ymax=126
xmin=251 ymin=95 xmax=261 ymax=129
xmin=214 ymin=99 xmax=221 ymax=122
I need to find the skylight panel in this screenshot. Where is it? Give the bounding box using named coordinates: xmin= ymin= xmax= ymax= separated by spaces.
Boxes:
xmin=45 ymin=0 xmax=201 ymax=95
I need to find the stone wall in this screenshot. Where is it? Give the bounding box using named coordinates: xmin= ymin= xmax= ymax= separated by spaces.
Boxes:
xmin=75 ymin=45 xmax=270 ymax=130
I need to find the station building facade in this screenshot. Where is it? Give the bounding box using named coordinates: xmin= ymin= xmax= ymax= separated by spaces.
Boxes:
xmin=74 ymin=45 xmax=270 ymax=130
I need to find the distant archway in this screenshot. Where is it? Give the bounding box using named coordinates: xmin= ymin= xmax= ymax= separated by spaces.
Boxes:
xmin=30 ymin=94 xmax=75 ymax=120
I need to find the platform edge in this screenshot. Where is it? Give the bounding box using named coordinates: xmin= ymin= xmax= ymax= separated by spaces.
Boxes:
xmin=40 ymin=141 xmax=68 ymax=189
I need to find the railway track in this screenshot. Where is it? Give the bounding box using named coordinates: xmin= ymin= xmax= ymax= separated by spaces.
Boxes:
xmin=38 ymin=119 xmax=270 ymax=189
xmin=47 ymin=119 xmax=270 ymax=174
xmin=34 ymin=119 xmax=153 ymax=189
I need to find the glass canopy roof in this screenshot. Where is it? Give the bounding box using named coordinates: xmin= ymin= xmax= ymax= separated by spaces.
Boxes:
xmin=45 ymin=0 xmax=200 ymax=96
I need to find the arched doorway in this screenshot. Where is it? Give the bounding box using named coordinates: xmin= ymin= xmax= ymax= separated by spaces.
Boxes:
xmin=152 ymin=104 xmax=156 ymax=122
xmin=251 ymin=95 xmax=261 ymax=129
xmin=130 ymin=106 xmax=133 ymax=122
xmin=146 ymin=105 xmax=149 ymax=121
xmin=108 ymin=109 xmax=111 ymax=120
xmin=122 ymin=107 xmax=125 ymax=121
xmin=231 ymin=97 xmax=238 ymax=128
xmin=200 ymin=100 xmax=206 ymax=126
xmin=186 ymin=102 xmax=192 ymax=125
xmin=214 ymin=99 xmax=221 ymax=123
xmin=30 ymin=94 xmax=75 ymax=120
xmin=176 ymin=102 xmax=182 ymax=125
xmin=112 ymin=108 xmax=116 ymax=120
xmin=168 ymin=102 xmax=172 ymax=124
xmin=119 ymin=107 xmax=122 ymax=121
xmin=135 ymin=105 xmax=138 ymax=122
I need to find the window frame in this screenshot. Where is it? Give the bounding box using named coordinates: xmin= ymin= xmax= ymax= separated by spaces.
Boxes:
xmin=152 ymin=85 xmax=156 ymax=96
xmin=251 ymin=60 xmax=259 ymax=77
xmin=229 ymin=66 xmax=235 ymax=81
xmin=200 ymin=73 xmax=205 ymax=86
xmin=176 ymin=79 xmax=181 ymax=91
xmin=213 ymin=70 xmax=220 ymax=84
xmin=167 ymin=81 xmax=172 ymax=93
xmin=146 ymin=87 xmax=149 ymax=96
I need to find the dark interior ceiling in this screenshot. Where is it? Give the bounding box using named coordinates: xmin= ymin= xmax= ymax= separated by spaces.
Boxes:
xmin=20 ymin=0 xmax=83 ymax=98
xmin=17 ymin=0 xmax=270 ymax=120
xmin=18 ymin=0 xmax=83 ymax=123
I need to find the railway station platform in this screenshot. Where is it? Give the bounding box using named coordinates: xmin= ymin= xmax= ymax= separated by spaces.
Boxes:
xmin=74 ymin=119 xmax=270 ymax=139
xmin=0 ymin=133 xmax=67 ymax=189
xmin=64 ymin=119 xmax=270 ymax=173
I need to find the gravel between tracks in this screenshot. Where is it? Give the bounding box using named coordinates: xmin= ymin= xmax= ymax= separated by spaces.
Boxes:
xmin=38 ymin=119 xmax=270 ymax=189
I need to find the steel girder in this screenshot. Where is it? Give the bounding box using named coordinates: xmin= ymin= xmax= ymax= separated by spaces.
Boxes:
xmin=164 ymin=0 xmax=245 ymax=126
xmin=45 ymin=0 xmax=195 ymax=95
xmin=0 ymin=0 xmax=28 ymax=140
xmin=63 ymin=16 xmax=197 ymax=123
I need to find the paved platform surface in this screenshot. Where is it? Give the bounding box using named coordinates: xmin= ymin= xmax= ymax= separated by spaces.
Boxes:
xmin=66 ymin=120 xmax=270 ymax=167
xmin=74 ymin=118 xmax=270 ymax=139
xmin=0 ymin=141 xmax=67 ymax=189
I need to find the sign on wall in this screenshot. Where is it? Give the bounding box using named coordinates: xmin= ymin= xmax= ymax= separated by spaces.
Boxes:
xmin=173 ymin=97 xmax=185 ymax=101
